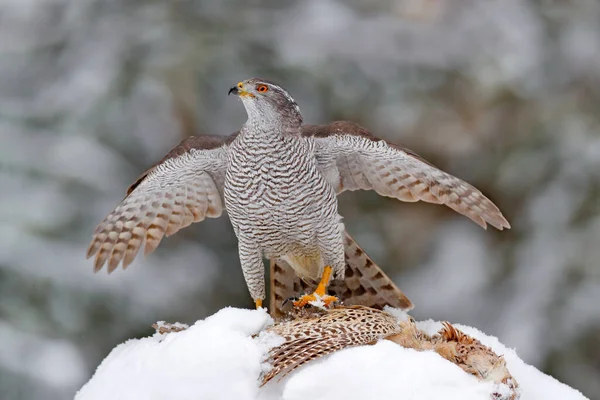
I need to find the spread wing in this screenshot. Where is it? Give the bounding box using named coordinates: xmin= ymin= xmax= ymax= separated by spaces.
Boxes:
xmin=303 ymin=122 xmax=510 ymax=230
xmin=86 ymin=133 xmax=238 ymax=273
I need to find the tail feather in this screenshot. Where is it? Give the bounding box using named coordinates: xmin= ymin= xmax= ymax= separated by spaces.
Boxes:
xmin=269 ymin=231 xmax=413 ymax=318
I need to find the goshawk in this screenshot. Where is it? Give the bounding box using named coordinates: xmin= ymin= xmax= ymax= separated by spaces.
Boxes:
xmin=87 ymin=78 xmax=509 ymax=310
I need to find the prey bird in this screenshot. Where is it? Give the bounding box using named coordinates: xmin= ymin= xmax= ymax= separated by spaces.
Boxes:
xmin=261 ymin=305 xmax=519 ymax=400
xmin=87 ymin=78 xmax=510 ymax=310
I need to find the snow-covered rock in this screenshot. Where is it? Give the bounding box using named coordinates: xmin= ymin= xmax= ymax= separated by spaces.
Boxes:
xmin=75 ymin=308 xmax=588 ymax=400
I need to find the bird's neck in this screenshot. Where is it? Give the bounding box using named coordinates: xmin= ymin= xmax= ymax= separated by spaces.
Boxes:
xmin=243 ymin=115 xmax=302 ymax=138
xmin=242 ymin=119 xmax=296 ymax=142
xmin=243 ymin=103 xmax=303 ymax=133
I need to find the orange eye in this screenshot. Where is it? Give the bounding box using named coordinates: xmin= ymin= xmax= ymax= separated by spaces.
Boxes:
xmin=256 ymin=84 xmax=269 ymax=93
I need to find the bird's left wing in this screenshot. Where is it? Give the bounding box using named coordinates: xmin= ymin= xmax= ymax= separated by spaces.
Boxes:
xmin=86 ymin=133 xmax=238 ymax=273
xmin=303 ymin=122 xmax=510 ymax=230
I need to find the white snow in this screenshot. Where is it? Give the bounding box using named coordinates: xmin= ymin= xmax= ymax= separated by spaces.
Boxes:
xmin=75 ymin=308 xmax=588 ymax=400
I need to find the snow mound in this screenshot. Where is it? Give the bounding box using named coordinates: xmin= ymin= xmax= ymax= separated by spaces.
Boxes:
xmin=75 ymin=308 xmax=588 ymax=400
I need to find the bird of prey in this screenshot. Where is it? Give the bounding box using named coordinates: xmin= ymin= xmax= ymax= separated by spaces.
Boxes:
xmin=86 ymin=78 xmax=510 ymax=310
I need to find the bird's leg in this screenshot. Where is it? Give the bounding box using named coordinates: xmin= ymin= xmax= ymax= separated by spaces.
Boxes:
xmin=293 ymin=265 xmax=338 ymax=308
xmin=238 ymin=238 xmax=266 ymax=310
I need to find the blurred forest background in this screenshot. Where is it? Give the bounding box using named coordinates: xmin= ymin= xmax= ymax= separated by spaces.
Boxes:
xmin=1 ymin=0 xmax=599 ymax=399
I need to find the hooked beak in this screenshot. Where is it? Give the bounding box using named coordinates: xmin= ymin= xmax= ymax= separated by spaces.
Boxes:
xmin=228 ymin=82 xmax=255 ymax=97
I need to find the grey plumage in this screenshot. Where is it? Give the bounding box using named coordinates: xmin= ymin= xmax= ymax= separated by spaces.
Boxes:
xmin=87 ymin=77 xmax=510 ymax=307
xmin=86 ymin=135 xmax=233 ymax=273
xmin=225 ymin=80 xmax=345 ymax=302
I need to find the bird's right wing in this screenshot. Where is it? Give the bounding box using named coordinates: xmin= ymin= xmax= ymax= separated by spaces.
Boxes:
xmin=86 ymin=133 xmax=238 ymax=273
xmin=304 ymin=121 xmax=510 ymax=231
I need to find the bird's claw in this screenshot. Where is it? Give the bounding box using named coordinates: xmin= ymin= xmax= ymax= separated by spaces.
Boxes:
xmin=293 ymin=293 xmax=338 ymax=309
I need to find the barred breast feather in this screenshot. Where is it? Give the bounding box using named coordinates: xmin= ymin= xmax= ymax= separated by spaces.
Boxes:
xmin=224 ymin=125 xmax=343 ymax=279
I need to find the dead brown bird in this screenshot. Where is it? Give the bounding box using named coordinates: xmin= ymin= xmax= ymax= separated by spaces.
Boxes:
xmin=261 ymin=305 xmax=518 ymax=400
xmin=152 ymin=306 xmax=518 ymax=399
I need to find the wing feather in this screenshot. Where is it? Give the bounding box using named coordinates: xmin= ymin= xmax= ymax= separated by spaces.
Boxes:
xmin=87 ymin=134 xmax=237 ymax=272
xmin=304 ymin=122 xmax=510 ymax=230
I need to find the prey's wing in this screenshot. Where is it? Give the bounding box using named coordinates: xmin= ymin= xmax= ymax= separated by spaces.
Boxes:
xmin=303 ymin=121 xmax=510 ymax=230
xmin=262 ymin=306 xmax=401 ymax=385
xmin=87 ymin=133 xmax=238 ymax=272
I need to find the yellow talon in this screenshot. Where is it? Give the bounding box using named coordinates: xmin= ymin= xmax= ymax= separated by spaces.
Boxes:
xmin=293 ymin=265 xmax=338 ymax=308
xmin=255 ymin=299 xmax=263 ymax=309
xmin=293 ymin=293 xmax=338 ymax=308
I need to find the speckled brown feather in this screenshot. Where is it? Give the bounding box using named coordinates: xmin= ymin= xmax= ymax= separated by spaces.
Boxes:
xmin=433 ymin=322 xmax=518 ymax=395
xmin=262 ymin=306 xmax=402 ymax=384
xmin=149 ymin=310 xmax=518 ymax=398
xmin=387 ymin=321 xmax=519 ymax=399
xmin=262 ymin=307 xmax=519 ymax=399
xmin=269 ymin=231 xmax=413 ymax=319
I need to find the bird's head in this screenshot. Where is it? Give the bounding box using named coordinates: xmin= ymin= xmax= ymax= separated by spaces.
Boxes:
xmin=229 ymin=78 xmax=303 ymax=128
